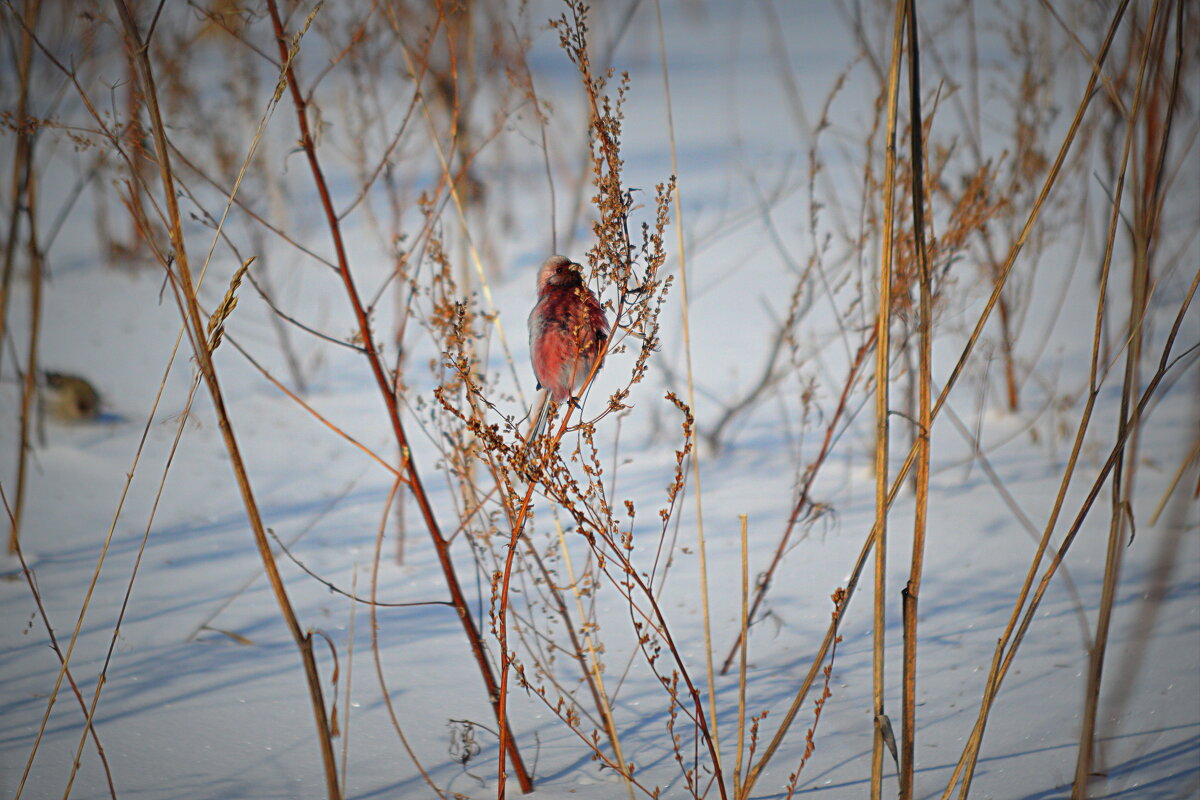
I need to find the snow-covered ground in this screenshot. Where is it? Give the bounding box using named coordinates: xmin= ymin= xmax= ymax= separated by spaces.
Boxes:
xmin=2 ymin=2 xmax=1197 ymax=799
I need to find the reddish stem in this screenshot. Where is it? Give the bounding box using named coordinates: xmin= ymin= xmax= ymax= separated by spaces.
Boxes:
xmin=264 ymin=2 xmax=532 ymax=792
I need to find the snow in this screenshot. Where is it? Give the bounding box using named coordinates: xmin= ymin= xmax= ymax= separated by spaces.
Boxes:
xmin=1 ymin=1 xmax=1197 ymax=799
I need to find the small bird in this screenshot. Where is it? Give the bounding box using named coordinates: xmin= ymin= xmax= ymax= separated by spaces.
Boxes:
xmin=43 ymin=372 xmax=101 ymax=421
xmin=527 ymin=255 xmax=609 ymax=438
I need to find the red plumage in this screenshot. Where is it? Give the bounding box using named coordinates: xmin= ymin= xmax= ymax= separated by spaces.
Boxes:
xmin=528 ymin=255 xmax=609 ymax=435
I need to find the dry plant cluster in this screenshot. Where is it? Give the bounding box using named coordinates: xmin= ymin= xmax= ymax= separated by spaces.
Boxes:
xmin=1 ymin=1 xmax=1196 ymax=799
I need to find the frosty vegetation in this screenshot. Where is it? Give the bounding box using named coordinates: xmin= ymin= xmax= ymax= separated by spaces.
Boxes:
xmin=1 ymin=2 xmax=1196 ymax=799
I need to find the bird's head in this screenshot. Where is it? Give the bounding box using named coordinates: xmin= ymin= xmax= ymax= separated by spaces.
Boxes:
xmin=536 ymin=254 xmax=584 ymax=290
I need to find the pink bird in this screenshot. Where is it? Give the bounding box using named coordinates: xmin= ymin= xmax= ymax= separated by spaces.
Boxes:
xmin=528 ymin=255 xmax=610 ymax=437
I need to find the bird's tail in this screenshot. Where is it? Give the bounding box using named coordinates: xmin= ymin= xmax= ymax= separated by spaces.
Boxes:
xmin=527 ymin=389 xmax=553 ymax=441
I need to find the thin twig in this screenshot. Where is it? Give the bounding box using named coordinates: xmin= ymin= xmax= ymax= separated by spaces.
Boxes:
xmin=262 ymin=1 xmax=532 ymax=790
xmin=109 ymin=4 xmax=342 ymax=797
xmin=653 ymin=0 xmax=721 ymax=781
xmin=869 ymin=3 xmax=907 ymax=795
xmin=900 ymin=1 xmax=931 ymax=795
